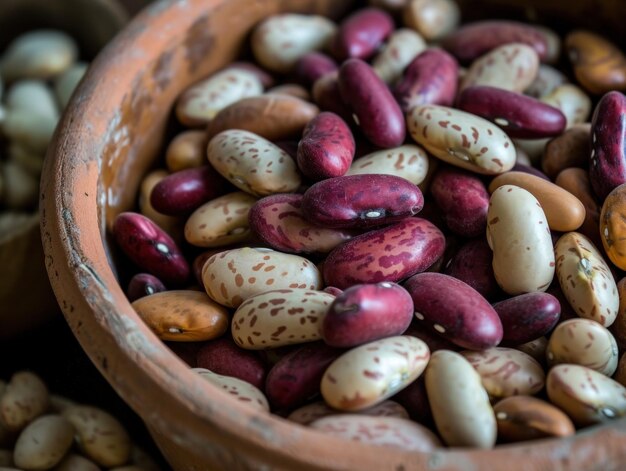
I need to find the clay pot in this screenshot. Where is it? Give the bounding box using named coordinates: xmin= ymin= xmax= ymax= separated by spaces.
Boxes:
xmin=41 ymin=0 xmax=626 ymax=469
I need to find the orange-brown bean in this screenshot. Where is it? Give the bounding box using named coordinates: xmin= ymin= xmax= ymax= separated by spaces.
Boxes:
xmin=165 ymin=130 xmax=207 ymax=172
xmin=541 ymin=124 xmax=591 ymax=179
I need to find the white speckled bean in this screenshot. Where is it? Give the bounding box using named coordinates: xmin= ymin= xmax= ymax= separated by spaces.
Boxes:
xmin=547 ymin=318 xmax=619 ymax=376
xmin=0 ymin=371 xmax=49 ymax=432
xmin=461 ymin=347 xmax=545 ymax=398
xmin=514 ymin=336 xmax=548 ymax=365
xmin=524 ymin=64 xmax=568 ymax=98
xmin=194 ymin=368 xmax=269 ymax=412
xmin=321 ymin=336 xmax=429 ymax=411
xmin=175 ymin=69 xmax=263 ymax=126
xmin=541 ymin=83 xmax=591 ymax=129
xmin=425 ymin=350 xmax=497 ymax=448
xmin=309 ymin=415 xmax=441 ymax=451
xmin=207 ymin=130 xmax=302 ymax=197
xmin=345 ymin=144 xmax=429 ymax=185
xmin=408 ymin=105 xmax=515 ymax=175
xmin=13 ymin=415 xmax=75 ymax=470
xmin=232 ymin=289 xmax=335 ymax=349
xmin=202 ymin=247 xmax=322 ymax=308
xmin=547 ymin=364 xmax=626 ymax=426
xmin=460 ymin=43 xmax=539 ymax=93
xmin=487 ymin=185 xmax=555 ymax=294
xmin=185 ymin=192 xmax=257 ymax=247
xmin=372 ymin=29 xmax=426 ymax=84
xmin=288 ymin=399 xmax=408 ymax=425
xmin=251 ymin=14 xmax=337 ymax=73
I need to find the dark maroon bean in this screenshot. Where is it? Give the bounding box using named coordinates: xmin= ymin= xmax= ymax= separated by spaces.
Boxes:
xmin=150 ymin=166 xmax=230 ymax=216
xmin=331 ymin=8 xmax=394 ymax=61
xmin=274 ymin=140 xmax=299 ymax=159
xmin=430 ymin=166 xmax=489 ymax=237
xmin=265 ymin=342 xmax=343 ymax=410
xmin=394 ymin=48 xmax=459 ymax=113
xmin=196 ymin=337 xmax=267 ymax=389
xmin=127 ymin=273 xmax=166 ymax=301
xmin=494 ymin=292 xmax=561 ymax=345
xmin=589 ymin=91 xmax=626 ymax=201
xmin=296 ymin=52 xmax=338 ymax=86
xmin=404 ymin=322 xmax=461 ymax=352
xmin=311 ymin=72 xmax=354 ymax=123
xmin=165 ymin=341 xmax=202 ymax=368
xmin=322 ymin=282 xmax=413 ymax=348
xmin=444 ymin=238 xmax=500 ymax=301
xmin=458 ymin=86 xmax=566 ymax=139
xmin=338 ymin=59 xmax=405 ymax=148
xmin=546 ymin=282 xmax=578 ymax=324
xmin=302 ymin=174 xmax=423 ymax=228
xmin=441 ymin=20 xmax=549 ymax=63
xmin=512 ymin=163 xmax=551 ymax=181
xmin=112 ymin=212 xmax=190 ymax=286
xmin=323 ymin=217 xmax=445 ymax=289
xmin=392 ymin=377 xmax=433 ymax=426
xmin=297 ymin=112 xmax=355 ymax=180
xmin=404 ymin=272 xmax=503 ymax=350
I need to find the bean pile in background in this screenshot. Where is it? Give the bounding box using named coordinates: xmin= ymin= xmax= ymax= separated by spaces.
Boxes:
xmin=111 ymin=0 xmax=626 ymax=450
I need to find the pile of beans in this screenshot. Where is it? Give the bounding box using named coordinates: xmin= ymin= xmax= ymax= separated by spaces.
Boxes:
xmin=111 ymin=0 xmax=626 ymax=451
xmin=0 ymin=371 xmax=160 ymax=470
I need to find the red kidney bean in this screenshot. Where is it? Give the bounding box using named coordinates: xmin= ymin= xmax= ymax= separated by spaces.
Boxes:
xmin=392 ymin=377 xmax=434 ymax=427
xmin=274 ymin=140 xmax=299 ymax=159
xmin=323 ymin=217 xmax=445 ymax=289
xmin=394 ymin=48 xmax=459 ymax=113
xmin=338 ymin=59 xmax=406 ymax=148
xmin=127 ymin=273 xmax=167 ymax=302
xmin=441 ymin=20 xmax=549 ymax=63
xmin=311 ymin=72 xmax=354 ymax=123
xmin=196 ymin=337 xmax=267 ymax=390
xmin=265 ymin=342 xmax=344 ymax=410
xmin=248 ymin=193 xmax=355 ymax=253
xmin=404 ymin=322 xmax=461 ymax=353
xmin=512 ymin=163 xmax=551 ymax=181
xmin=494 ymin=292 xmax=561 ymax=345
xmin=302 ymin=174 xmax=424 ymax=229
xmin=297 ymin=112 xmax=355 ymax=180
xmin=166 ymin=341 xmax=202 ymax=367
xmin=323 ymin=286 xmax=344 ymax=296
xmin=404 ymin=272 xmax=503 ymax=350
xmin=444 ymin=238 xmax=500 ymax=301
xmin=457 ymin=86 xmax=566 ymax=139
xmin=322 ymin=282 xmax=414 ymax=347
xmin=589 ymin=91 xmax=626 ymax=201
xmin=546 ymin=282 xmax=578 ymax=323
xmin=331 ymin=8 xmax=394 ymax=61
xmin=296 ymin=52 xmax=338 ymax=86
xmin=429 ymin=166 xmax=489 ymax=237
xmin=192 ymin=249 xmax=224 ymax=286
xmin=112 ymin=212 xmax=190 ymax=286
xmin=150 ymin=165 xmax=231 ymax=216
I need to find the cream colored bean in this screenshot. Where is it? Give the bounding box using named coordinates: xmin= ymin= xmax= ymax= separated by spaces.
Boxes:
xmin=541 ymin=84 xmax=591 ymax=128
xmin=512 ymin=138 xmax=548 ymax=164
xmin=62 ymin=406 xmax=131 ymax=467
xmin=0 ymin=371 xmax=48 ymax=432
xmin=232 ymin=289 xmax=334 ymax=349
xmin=175 ymin=69 xmax=263 ymax=127
xmin=535 ymin=26 xmax=562 ymax=64
xmin=288 ymin=400 xmax=408 ymax=425
xmin=425 ymin=350 xmax=496 ymax=448
xmin=525 ymin=64 xmax=568 ymax=98
xmin=310 ymin=415 xmax=440 ymax=452
xmin=13 ymin=415 xmax=75 ymax=470
xmin=165 ymin=130 xmax=206 ymax=171
xmin=321 ymin=336 xmax=429 ymax=411
xmin=185 ymin=192 xmax=256 ymax=247
xmin=251 ymin=14 xmax=336 ymax=73
xmin=193 ymin=368 xmax=269 ymax=412
xmin=138 ymin=170 xmax=181 ymax=241
xmin=460 ymin=43 xmax=539 ymax=93
xmin=6 ymin=80 xmax=59 ymax=120
xmin=202 ymin=247 xmax=322 ymax=308
xmin=2 ymin=108 xmax=57 ymax=154
xmin=207 ymin=130 xmax=301 ymax=197
xmin=514 ymin=337 xmax=548 ymax=365
xmin=54 ymin=62 xmax=88 ymax=109
xmin=408 ymin=105 xmax=515 ymax=175
xmin=345 ymin=145 xmax=429 ymax=185
xmin=555 ymin=232 xmax=618 ymax=327
xmin=8 ymin=143 xmax=43 ymax=177
xmin=487 ymin=185 xmax=555 ymax=294
xmin=461 ymin=348 xmax=545 ymax=398
xmin=514 ymin=143 xmax=532 ymax=166
xmin=547 ymin=319 xmax=619 ymax=376
xmin=547 ymin=364 xmax=626 ymax=426
xmin=0 ymin=160 xmax=39 ymax=210
xmin=53 ymin=454 xmax=100 ymax=471
xmin=48 ymin=395 xmax=77 ymax=414
xmin=402 ymin=0 xmax=460 ymax=41
xmin=372 ymin=29 xmax=426 ymax=84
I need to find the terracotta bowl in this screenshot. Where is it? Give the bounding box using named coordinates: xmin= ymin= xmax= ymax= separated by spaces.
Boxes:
xmin=41 ymin=0 xmax=626 ymax=469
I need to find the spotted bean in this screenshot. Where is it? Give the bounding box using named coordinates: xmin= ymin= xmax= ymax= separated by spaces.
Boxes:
xmin=372 ymin=28 xmax=426 ymax=84
xmin=288 ymin=400 xmax=408 ymax=425
xmin=194 ymin=368 xmax=269 ymax=412
xmin=345 ymin=145 xmax=429 ymax=185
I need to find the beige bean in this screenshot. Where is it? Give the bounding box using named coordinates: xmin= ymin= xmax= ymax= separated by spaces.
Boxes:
xmin=345 ymin=145 xmax=429 ymax=185
xmin=62 ymin=406 xmax=131 ymax=467
xmin=202 ymin=247 xmax=322 ymax=308
xmin=524 ymin=64 xmax=568 ymax=98
xmin=513 ymin=337 xmax=548 ymax=366
xmin=514 ymin=144 xmax=532 ymax=166
xmin=425 ymin=350 xmax=496 ymax=448
xmin=408 ymin=105 xmax=515 ymax=175
xmin=288 ymin=400 xmax=408 ymax=425
xmin=165 ymin=130 xmax=206 ymax=172
xmin=54 ymin=62 xmax=88 ymax=109
xmin=1 ymin=108 xmax=57 ymax=154
xmin=512 ymin=138 xmax=548 ymax=165
xmin=13 ymin=415 xmax=75 ymax=470
xmin=402 ymin=0 xmax=460 ymax=41
xmin=487 ymin=185 xmax=555 ymax=294
xmin=53 ymin=453 xmax=101 ymax=471
xmin=322 ymin=336 xmax=429 ymax=411
xmin=6 ymin=80 xmax=59 ymax=120
xmin=543 ymin=124 xmax=591 ymax=179
xmin=547 ymin=364 xmax=626 ymax=426
xmin=372 ymin=29 xmax=426 ymax=84
xmin=48 ymin=395 xmax=77 ymax=414
xmin=0 ymin=160 xmax=39 ymax=210
xmin=193 ymin=368 xmax=269 ymax=412
xmin=8 ymin=143 xmax=44 ymax=177
xmin=555 ymin=232 xmax=618 ymax=327
xmin=535 ymin=26 xmax=562 ymax=64
xmin=138 ymin=170 xmax=182 ymax=241
xmin=265 ymin=84 xmax=311 ymax=101
xmin=541 ymin=84 xmax=591 ymax=128
xmin=0 ymin=371 xmax=49 ymax=432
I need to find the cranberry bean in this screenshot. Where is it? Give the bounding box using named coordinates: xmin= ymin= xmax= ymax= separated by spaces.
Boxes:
xmin=493 ymin=293 xmax=561 ymax=345
xmin=194 ymin=369 xmax=269 ymax=412
xmin=224 ymin=61 xmax=275 ymax=88
xmin=372 ymin=28 xmax=426 ymax=84
xmin=297 ymin=112 xmax=355 ymax=180
xmin=394 ymin=48 xmax=458 ymax=113
xmin=288 ymin=400 xmax=408 ymax=425
xmin=296 ymin=52 xmax=338 ymax=86
xmin=311 ymin=72 xmax=353 ymax=123
xmin=444 ymin=238 xmax=499 ymax=301
xmin=345 ymin=145 xmax=430 ymax=185
xmin=322 ymin=282 xmax=413 ymax=348
xmin=112 ymin=212 xmax=190 ymax=286
xmin=302 ymin=174 xmax=423 ymax=229
xmin=323 ymin=218 xmax=444 ymax=289
xmin=338 ymin=59 xmax=405 ymax=148
xmin=331 ymin=8 xmax=394 ymax=61
xmin=127 ymin=273 xmax=166 ymax=302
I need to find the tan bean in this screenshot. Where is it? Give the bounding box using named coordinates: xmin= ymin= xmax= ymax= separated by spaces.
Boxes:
xmin=524 ymin=64 xmax=568 ymax=99
xmin=194 ymin=368 xmax=269 ymax=412
xmin=165 ymin=130 xmax=207 ymax=172
xmin=0 ymin=371 xmax=48 ymax=432
xmin=512 ymin=138 xmax=548 ymax=165
xmin=138 ymin=170 xmax=182 ymax=241
xmin=345 ymin=145 xmax=429 ymax=185
xmin=541 ymin=84 xmax=591 ymax=128
xmin=402 ymin=0 xmax=460 ymax=41
xmin=13 ymin=415 xmax=75 ymax=470
xmin=288 ymin=400 xmax=408 ymax=425
xmin=542 ymin=124 xmax=590 ymax=179
xmin=372 ymin=29 xmax=425 ymax=84
xmin=513 ymin=337 xmax=548 ymax=366
xmin=266 ymin=83 xmax=311 ymax=101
